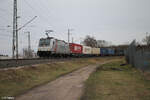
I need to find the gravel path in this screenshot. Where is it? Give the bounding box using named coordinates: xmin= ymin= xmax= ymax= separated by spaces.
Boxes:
xmin=16 ymin=60 xmax=118 ymax=100
xmin=16 ymin=65 xmax=97 ymax=100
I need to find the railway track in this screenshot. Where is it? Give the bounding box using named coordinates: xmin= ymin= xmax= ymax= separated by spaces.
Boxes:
xmin=0 ymin=57 xmax=76 ymax=69
xmin=0 ymin=56 xmax=118 ymax=69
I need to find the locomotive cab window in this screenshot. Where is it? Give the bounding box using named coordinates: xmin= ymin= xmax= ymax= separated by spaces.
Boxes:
xmin=39 ymin=39 xmax=50 ymax=46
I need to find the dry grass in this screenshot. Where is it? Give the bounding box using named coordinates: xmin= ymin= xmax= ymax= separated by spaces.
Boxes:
xmin=81 ymin=60 xmax=150 ymax=100
xmin=0 ymin=57 xmax=119 ymax=99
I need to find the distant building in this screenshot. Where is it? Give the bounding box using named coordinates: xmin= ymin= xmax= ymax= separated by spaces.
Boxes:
xmin=0 ymin=54 xmax=10 ymax=59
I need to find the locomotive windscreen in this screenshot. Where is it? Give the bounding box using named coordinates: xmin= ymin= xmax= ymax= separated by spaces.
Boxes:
xmin=39 ymin=38 xmax=50 ymax=46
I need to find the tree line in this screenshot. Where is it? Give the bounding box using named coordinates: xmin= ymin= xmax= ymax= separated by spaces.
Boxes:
xmin=82 ymin=35 xmax=111 ymax=48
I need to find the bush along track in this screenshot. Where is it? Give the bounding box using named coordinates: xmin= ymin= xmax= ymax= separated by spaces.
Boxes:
xmin=81 ymin=60 xmax=150 ymax=100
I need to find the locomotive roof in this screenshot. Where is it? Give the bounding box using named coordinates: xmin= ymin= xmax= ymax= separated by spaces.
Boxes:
xmin=40 ymin=37 xmax=69 ymax=44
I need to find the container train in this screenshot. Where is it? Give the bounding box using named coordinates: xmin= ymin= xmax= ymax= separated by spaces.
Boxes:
xmin=37 ymin=37 xmax=125 ymax=57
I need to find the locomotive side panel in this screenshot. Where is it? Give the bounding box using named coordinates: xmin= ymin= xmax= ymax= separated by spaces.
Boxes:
xmin=54 ymin=40 xmax=70 ymax=55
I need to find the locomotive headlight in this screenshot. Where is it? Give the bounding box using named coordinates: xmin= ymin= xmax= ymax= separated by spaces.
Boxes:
xmin=48 ymin=48 xmax=51 ymax=51
xmin=38 ymin=48 xmax=41 ymax=51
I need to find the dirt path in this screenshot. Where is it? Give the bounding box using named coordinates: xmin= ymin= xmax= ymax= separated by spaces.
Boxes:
xmin=16 ymin=65 xmax=97 ymax=100
xmin=16 ymin=60 xmax=119 ymax=100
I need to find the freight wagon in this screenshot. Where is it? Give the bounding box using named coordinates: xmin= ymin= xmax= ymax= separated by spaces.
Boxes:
xmin=107 ymin=48 xmax=115 ymax=56
xmin=37 ymin=37 xmax=125 ymax=57
xmin=82 ymin=46 xmax=92 ymax=56
xmin=69 ymin=43 xmax=83 ymax=57
xmin=100 ymin=48 xmax=108 ymax=56
xmin=115 ymin=48 xmax=125 ymax=56
xmin=91 ymin=48 xmax=100 ymax=56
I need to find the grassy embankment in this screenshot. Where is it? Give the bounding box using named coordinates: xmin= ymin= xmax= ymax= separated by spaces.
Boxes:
xmin=81 ymin=60 xmax=150 ymax=100
xmin=0 ymin=57 xmax=119 ymax=98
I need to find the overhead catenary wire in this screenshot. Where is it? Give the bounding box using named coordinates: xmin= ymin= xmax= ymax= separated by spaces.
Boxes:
xmin=23 ymin=0 xmax=53 ymax=26
xmin=0 ymin=0 xmax=70 ymax=57
xmin=0 ymin=33 xmax=12 ymax=37
xmin=0 ymin=35 xmax=12 ymax=38
xmin=0 ymin=36 xmax=12 ymax=39
xmin=0 ymin=8 xmax=13 ymax=15
xmin=0 ymin=7 xmax=12 ymax=23
xmin=31 ymin=0 xmax=54 ymax=23
xmin=24 ymin=0 xmax=69 ymax=41
xmin=23 ymin=0 xmax=68 ymax=39
xmin=34 ymin=0 xmax=53 ymax=17
xmin=18 ymin=16 xmax=37 ymax=31
xmin=0 ymin=15 xmax=11 ymax=23
xmin=0 ymin=0 xmax=54 ymax=29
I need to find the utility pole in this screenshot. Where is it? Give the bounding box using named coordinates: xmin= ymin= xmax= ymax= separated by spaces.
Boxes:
xmin=25 ymin=31 xmax=31 ymax=58
xmin=12 ymin=0 xmax=19 ymax=59
xmin=12 ymin=0 xmax=17 ymax=59
xmin=27 ymin=31 xmax=31 ymax=58
xmin=146 ymin=32 xmax=148 ymax=36
xmin=68 ymin=29 xmax=70 ymax=43
xmin=72 ymin=37 xmax=74 ymax=43
xmin=27 ymin=32 xmax=31 ymax=52
xmin=15 ymin=0 xmax=18 ymax=59
xmin=12 ymin=0 xmax=37 ymax=59
xmin=68 ymin=29 xmax=74 ymax=43
xmin=12 ymin=7 xmax=37 ymax=59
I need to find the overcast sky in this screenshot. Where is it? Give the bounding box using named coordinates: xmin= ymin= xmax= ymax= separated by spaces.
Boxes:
xmin=0 ymin=0 xmax=150 ymax=56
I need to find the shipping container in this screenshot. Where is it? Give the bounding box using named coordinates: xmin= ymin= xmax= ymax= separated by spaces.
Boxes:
xmin=69 ymin=43 xmax=83 ymax=54
xmin=91 ymin=48 xmax=100 ymax=55
xmin=82 ymin=46 xmax=92 ymax=55
xmin=107 ymin=48 xmax=115 ymax=55
xmin=115 ymin=48 xmax=125 ymax=56
xmin=100 ymin=48 xmax=108 ymax=56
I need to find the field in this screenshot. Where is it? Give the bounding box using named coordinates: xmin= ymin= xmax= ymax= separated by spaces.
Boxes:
xmin=0 ymin=57 xmax=119 ymax=98
xmin=81 ymin=60 xmax=150 ymax=100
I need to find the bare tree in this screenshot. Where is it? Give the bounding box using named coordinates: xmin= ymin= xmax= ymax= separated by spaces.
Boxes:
xmin=82 ymin=35 xmax=97 ymax=47
xmin=97 ymin=40 xmax=108 ymax=47
xmin=97 ymin=40 xmax=113 ymax=47
xmin=143 ymin=33 xmax=150 ymax=46
xmin=82 ymin=35 xmax=112 ymax=47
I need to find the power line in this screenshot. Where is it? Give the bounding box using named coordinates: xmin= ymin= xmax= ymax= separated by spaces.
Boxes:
xmin=23 ymin=0 xmax=52 ymax=26
xmin=68 ymin=29 xmax=74 ymax=43
xmin=18 ymin=16 xmax=37 ymax=31
xmin=31 ymin=0 xmax=53 ymax=22
xmin=0 ymin=7 xmax=12 ymax=23
xmin=0 ymin=30 xmax=12 ymax=33
xmin=0 ymin=8 xmax=13 ymax=15
xmin=0 ymin=36 xmax=12 ymax=39
xmin=0 ymin=33 xmax=12 ymax=37
xmin=35 ymin=0 xmax=52 ymax=17
xmin=0 ymin=16 xmax=11 ymax=23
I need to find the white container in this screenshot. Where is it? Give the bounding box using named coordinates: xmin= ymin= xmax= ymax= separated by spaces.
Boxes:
xmin=82 ymin=46 xmax=92 ymax=54
xmin=91 ymin=48 xmax=100 ymax=55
